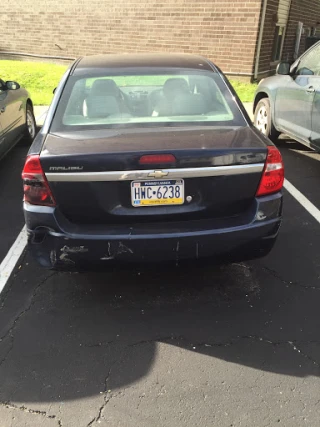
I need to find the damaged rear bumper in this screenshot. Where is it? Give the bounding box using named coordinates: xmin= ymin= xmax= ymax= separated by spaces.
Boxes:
xmin=24 ymin=193 xmax=283 ymax=269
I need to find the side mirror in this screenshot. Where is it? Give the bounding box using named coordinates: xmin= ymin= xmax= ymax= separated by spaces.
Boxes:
xmin=53 ymin=87 xmax=57 ymax=94
xmin=276 ymin=62 xmax=291 ymax=75
xmin=6 ymin=81 xmax=20 ymax=90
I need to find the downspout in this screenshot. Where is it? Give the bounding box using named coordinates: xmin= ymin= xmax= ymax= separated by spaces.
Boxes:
xmin=254 ymin=0 xmax=268 ymax=80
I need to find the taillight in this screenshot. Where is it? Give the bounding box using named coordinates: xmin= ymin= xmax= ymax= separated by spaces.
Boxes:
xmin=22 ymin=155 xmax=56 ymax=206
xmin=256 ymin=146 xmax=284 ymax=197
xmin=139 ymin=154 xmax=176 ymax=165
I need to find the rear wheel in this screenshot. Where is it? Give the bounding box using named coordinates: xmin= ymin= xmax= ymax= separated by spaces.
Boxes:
xmin=24 ymin=104 xmax=36 ymax=143
xmin=254 ymin=98 xmax=280 ymax=142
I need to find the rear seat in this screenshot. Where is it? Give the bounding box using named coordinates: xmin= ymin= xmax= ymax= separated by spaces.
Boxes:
xmin=152 ymin=78 xmax=190 ymax=116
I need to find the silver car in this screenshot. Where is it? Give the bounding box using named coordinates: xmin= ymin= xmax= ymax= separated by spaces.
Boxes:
xmin=253 ymin=41 xmax=320 ymax=152
xmin=0 ymin=78 xmax=36 ymax=160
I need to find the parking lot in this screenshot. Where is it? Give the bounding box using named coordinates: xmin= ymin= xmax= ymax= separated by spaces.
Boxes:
xmin=0 ymin=129 xmax=319 ymax=426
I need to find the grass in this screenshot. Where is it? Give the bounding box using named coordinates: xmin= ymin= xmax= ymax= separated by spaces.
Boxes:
xmin=0 ymin=60 xmax=67 ymax=105
xmin=0 ymin=59 xmax=257 ymax=105
xmin=230 ymin=79 xmax=258 ymax=103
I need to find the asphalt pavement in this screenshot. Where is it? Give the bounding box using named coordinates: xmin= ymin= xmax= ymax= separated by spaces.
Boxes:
xmin=0 ymin=128 xmax=319 ymax=426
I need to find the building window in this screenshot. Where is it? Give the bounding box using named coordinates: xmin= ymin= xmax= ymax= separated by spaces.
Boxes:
xmin=272 ymin=25 xmax=285 ymax=61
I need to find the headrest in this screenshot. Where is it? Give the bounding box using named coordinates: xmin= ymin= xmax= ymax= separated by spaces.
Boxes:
xmin=163 ymin=78 xmax=189 ymax=99
xmin=91 ymin=79 xmax=120 ymax=97
xmin=86 ymin=95 xmax=120 ymax=118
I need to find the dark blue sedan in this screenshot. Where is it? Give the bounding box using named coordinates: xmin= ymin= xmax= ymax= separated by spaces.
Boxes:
xmin=22 ymin=53 xmax=284 ymax=269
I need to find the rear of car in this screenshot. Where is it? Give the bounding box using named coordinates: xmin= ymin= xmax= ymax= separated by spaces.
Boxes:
xmin=22 ymin=54 xmax=284 ymax=269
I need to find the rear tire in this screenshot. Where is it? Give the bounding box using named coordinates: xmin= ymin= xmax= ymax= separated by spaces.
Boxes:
xmin=24 ymin=104 xmax=36 ymax=143
xmin=254 ymin=98 xmax=280 ymax=142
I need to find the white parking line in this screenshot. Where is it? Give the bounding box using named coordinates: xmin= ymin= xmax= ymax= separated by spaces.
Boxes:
xmin=0 ymin=107 xmax=46 ymax=295
xmin=0 ymin=178 xmax=319 ymax=296
xmin=284 ymin=179 xmax=320 ymax=224
xmin=0 ymin=226 xmax=27 ymax=294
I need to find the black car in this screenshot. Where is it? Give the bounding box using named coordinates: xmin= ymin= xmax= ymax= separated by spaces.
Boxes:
xmin=254 ymin=41 xmax=320 ymax=151
xmin=0 ymin=78 xmax=36 ymax=159
xmin=22 ymin=54 xmax=284 ymax=269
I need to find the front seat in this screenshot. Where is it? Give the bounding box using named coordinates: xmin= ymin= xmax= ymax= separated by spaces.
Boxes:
xmin=84 ymin=79 xmax=129 ymax=118
xmin=152 ymin=78 xmax=190 ymax=116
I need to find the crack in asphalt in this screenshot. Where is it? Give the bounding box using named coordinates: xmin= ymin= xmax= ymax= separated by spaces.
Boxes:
xmin=136 ymin=393 xmax=146 ymax=411
xmin=0 ymin=271 xmax=56 ymax=342
xmin=1 ymin=401 xmax=63 ymax=426
xmin=86 ymin=357 xmax=120 ymax=426
xmin=0 ymin=272 xmax=57 ymax=368
xmin=126 ymin=334 xmax=320 ymax=370
xmin=96 ymin=396 xmax=111 ymax=424
xmin=127 ymin=334 xmax=320 ymax=349
xmin=288 ymin=341 xmax=320 ymax=368
xmin=1 ymin=264 xmax=320 ymax=425
xmin=83 ymin=339 xmax=115 ymax=348
xmin=0 ymin=336 xmax=14 ymax=369
xmin=83 ymin=332 xmax=320 ymax=425
xmin=263 ymin=266 xmax=320 ymax=291
xmin=83 ymin=334 xmax=320 ymax=371
xmin=87 ymin=396 xmax=111 ymax=427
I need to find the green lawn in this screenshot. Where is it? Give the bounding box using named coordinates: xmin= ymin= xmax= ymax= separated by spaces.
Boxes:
xmin=0 ymin=59 xmax=257 ymax=105
xmin=230 ymin=79 xmax=258 ymax=103
xmin=0 ymin=60 xmax=67 ymax=105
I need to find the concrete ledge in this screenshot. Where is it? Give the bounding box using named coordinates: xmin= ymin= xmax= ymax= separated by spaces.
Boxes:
xmin=34 ymin=106 xmax=48 ymax=126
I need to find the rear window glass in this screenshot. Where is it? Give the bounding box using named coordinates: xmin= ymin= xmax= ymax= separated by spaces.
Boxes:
xmin=50 ymin=70 xmax=246 ymax=131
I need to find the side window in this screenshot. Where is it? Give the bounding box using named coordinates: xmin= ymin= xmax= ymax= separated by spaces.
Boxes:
xmin=296 ymin=43 xmax=320 ymax=76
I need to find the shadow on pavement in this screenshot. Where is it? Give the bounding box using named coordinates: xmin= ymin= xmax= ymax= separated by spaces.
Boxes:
xmin=0 ymin=210 xmax=319 ymax=405
xmin=0 ymin=144 xmax=29 ymax=263
xmin=278 ymin=137 xmax=320 ymax=209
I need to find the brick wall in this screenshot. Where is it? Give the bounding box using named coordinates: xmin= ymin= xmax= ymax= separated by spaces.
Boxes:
xmin=282 ymin=0 xmax=320 ymax=61
xmin=250 ymin=0 xmax=320 ymax=79
xmin=1 ymin=0 xmax=262 ymax=77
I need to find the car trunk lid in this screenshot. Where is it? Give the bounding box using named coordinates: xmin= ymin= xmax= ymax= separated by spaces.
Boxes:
xmin=40 ymin=126 xmax=268 ymax=224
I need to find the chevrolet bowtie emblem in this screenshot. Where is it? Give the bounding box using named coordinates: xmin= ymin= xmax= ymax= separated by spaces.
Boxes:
xmin=147 ymin=170 xmax=169 ymax=179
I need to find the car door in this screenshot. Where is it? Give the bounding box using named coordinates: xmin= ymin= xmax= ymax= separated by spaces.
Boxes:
xmin=0 ymin=113 xmax=4 ymax=158
xmin=274 ymin=43 xmax=320 ymax=143
xmin=0 ymin=79 xmax=11 ymax=157
xmin=311 ymin=83 xmax=320 ymax=151
xmin=308 ymin=47 xmax=320 ymax=151
xmin=0 ymin=79 xmax=23 ymax=151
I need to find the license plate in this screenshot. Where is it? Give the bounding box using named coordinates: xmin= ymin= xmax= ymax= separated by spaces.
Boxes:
xmin=131 ymin=179 xmax=184 ymax=207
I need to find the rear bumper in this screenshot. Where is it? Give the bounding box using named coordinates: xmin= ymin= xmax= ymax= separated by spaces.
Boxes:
xmin=24 ymin=193 xmax=283 ymax=269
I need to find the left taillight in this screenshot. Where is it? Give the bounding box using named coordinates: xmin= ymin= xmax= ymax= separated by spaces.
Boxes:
xmin=22 ymin=155 xmax=56 ymax=206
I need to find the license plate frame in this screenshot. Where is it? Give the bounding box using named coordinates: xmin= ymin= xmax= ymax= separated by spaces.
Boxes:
xmin=131 ymin=179 xmax=184 ymax=207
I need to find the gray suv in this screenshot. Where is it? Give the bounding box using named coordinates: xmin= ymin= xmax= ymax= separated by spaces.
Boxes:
xmin=253 ymin=41 xmax=320 ymax=152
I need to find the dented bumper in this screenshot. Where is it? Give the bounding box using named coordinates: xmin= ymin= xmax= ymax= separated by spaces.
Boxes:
xmin=23 ymin=193 xmax=283 ymax=269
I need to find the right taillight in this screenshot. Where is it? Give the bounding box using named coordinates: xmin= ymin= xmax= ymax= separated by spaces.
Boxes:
xmin=256 ymin=146 xmax=284 ymax=197
xmin=22 ymin=155 xmax=56 ymax=206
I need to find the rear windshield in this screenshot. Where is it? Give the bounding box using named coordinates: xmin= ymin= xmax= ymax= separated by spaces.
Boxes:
xmin=50 ymin=70 xmax=247 ymax=132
